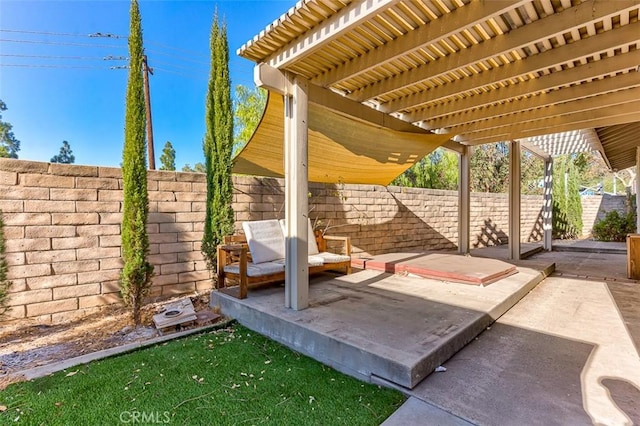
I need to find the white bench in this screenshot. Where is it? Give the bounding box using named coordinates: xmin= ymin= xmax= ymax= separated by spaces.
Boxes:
xmin=216 ymin=219 xmax=351 ymax=299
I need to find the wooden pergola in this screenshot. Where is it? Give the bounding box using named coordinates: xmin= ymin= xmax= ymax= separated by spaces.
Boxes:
xmin=237 ymin=0 xmax=640 ymax=310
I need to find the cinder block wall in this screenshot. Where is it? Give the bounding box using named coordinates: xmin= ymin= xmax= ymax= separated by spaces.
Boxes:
xmin=1 ymin=159 xmax=545 ymax=323
xmin=0 ymin=159 xmax=210 ymax=322
xmin=227 ymin=177 xmax=544 ymax=256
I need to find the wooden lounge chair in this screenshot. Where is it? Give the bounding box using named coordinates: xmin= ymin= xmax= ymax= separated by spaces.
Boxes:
xmin=216 ymin=219 xmax=351 ymax=299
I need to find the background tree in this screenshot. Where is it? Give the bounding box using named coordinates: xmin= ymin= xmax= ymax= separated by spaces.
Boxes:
xmin=552 ymin=154 xmax=583 ymax=238
xmin=0 ymin=100 xmax=21 ymax=158
xmin=182 ymin=162 xmax=206 ymax=173
xmin=233 ymin=84 xmax=266 ymax=154
xmin=392 ymin=148 xmax=458 ymax=189
xmin=0 ymin=210 xmax=12 ymax=317
xmin=120 ymin=0 xmax=153 ymax=325
xmin=159 ymin=141 xmax=176 ymax=171
xmin=50 ymin=140 xmax=75 ymax=164
xmin=201 ymin=12 xmax=234 ymax=272
xmin=470 ymin=143 xmax=509 ymax=193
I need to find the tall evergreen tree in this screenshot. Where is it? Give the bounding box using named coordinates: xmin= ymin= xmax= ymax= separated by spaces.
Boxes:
xmin=159 ymin=141 xmax=176 ymax=171
xmin=0 ymin=100 xmax=21 ymax=159
xmin=201 ymin=12 xmax=234 ymax=272
xmin=121 ymin=0 xmax=153 ymax=325
xmin=552 ymin=154 xmax=583 ymax=239
xmin=51 ymin=140 xmax=75 ymax=164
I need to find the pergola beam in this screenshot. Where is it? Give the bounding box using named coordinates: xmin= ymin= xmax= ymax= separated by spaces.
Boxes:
xmin=349 ymin=0 xmax=638 ymax=103
xmin=383 ymin=20 xmax=640 ymax=113
xmin=254 ymin=62 xmax=466 ymax=151
xmin=266 ymin=0 xmax=402 ymax=70
xmin=318 ymin=0 xmax=526 ymax=87
xmin=458 ymin=101 xmax=640 ymax=144
xmin=404 ymin=49 xmax=640 ymax=124
xmin=452 ymin=87 xmax=640 ymax=137
xmin=520 ymin=141 xmax=550 ymax=161
xmin=419 ymin=72 xmax=640 ymax=131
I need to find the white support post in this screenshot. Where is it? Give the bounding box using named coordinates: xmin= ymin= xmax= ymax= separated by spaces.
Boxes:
xmin=543 ymin=157 xmax=553 ymax=251
xmin=283 ymin=75 xmax=309 ymax=310
xmin=458 ymin=145 xmax=471 ymax=254
xmin=636 ymin=148 xmax=640 ymax=233
xmin=509 ymin=141 xmax=522 ymax=260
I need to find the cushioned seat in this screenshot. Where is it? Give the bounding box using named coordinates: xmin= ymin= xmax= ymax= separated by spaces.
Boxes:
xmin=217 ymin=218 xmax=352 ymax=299
xmin=314 ymin=252 xmax=351 ymax=263
xmin=224 ymin=261 xmax=285 ymax=277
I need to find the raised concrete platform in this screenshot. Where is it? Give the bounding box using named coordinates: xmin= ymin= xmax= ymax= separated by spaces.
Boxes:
xmin=212 ymin=259 xmax=553 ymax=390
xmin=352 ymin=252 xmax=517 ymax=285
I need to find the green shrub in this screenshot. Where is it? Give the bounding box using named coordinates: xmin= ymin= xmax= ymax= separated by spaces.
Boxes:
xmin=592 ymin=210 xmax=636 ymax=242
xmin=0 ymin=210 xmax=12 ymax=316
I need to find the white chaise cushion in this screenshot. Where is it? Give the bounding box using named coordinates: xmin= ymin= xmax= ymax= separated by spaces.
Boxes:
xmin=224 ymin=261 xmax=285 ymax=277
xmin=315 ymin=252 xmax=351 ymax=263
xmin=242 ymin=220 xmax=286 ymax=264
xmin=278 ymin=219 xmax=320 ymax=255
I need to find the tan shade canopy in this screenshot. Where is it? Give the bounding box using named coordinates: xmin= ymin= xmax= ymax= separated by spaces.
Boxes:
xmin=233 ymin=92 xmax=451 ymax=185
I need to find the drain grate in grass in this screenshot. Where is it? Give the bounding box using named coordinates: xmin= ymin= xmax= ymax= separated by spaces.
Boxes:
xmin=1 ymin=324 xmax=404 ymax=425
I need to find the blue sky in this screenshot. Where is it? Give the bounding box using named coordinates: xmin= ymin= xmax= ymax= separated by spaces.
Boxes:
xmin=0 ymin=0 xmax=290 ymax=169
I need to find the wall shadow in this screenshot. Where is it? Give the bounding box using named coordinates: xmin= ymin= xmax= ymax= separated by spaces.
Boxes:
xmin=309 ymin=185 xmax=456 ymax=256
xmin=527 ymin=207 xmax=544 ymax=242
xmin=473 ymin=218 xmax=508 ymax=248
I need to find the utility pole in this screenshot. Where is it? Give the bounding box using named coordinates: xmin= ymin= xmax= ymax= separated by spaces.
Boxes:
xmin=142 ymin=55 xmax=155 ymax=170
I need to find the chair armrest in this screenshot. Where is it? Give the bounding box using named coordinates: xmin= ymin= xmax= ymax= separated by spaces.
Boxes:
xmin=218 ymin=243 xmax=248 ymax=253
xmin=217 ymin=244 xmax=249 ymax=274
xmin=322 ymin=235 xmax=351 ymax=256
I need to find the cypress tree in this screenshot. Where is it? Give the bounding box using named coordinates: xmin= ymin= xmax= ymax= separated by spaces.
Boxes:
xmin=552 ymin=155 xmax=583 ymax=239
xmin=201 ymin=12 xmax=234 ymax=273
xmin=121 ymin=0 xmax=153 ymax=325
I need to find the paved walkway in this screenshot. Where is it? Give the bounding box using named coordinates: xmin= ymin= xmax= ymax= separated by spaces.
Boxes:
xmin=383 ymin=248 xmax=640 ymax=426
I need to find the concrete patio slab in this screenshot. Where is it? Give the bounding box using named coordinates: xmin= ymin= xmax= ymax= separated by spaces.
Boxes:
xmin=534 ymin=250 xmax=632 ymax=282
xmin=407 ymin=274 xmax=640 ymax=425
xmin=380 ymin=396 xmax=473 ymax=426
xmin=212 ymin=260 xmax=553 ymax=390
xmin=352 ymin=252 xmax=517 ymax=285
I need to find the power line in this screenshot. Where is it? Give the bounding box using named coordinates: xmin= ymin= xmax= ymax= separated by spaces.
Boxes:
xmin=0 ymin=64 xmax=116 ymax=69
xmin=2 ymin=29 xmax=207 ymax=60
xmin=152 ymin=59 xmax=202 ymax=71
xmin=145 ymin=40 xmax=208 ymax=61
xmin=0 ymin=28 xmax=127 ymax=38
xmin=150 ymin=67 xmax=207 ymax=81
xmin=0 ymin=53 xmax=127 ymax=61
xmin=0 ymin=38 xmax=126 ymax=49
xmin=146 ymin=48 xmax=209 ymax=66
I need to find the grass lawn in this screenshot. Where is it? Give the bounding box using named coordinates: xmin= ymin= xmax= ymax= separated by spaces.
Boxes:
xmin=1 ymin=324 xmax=405 ymax=425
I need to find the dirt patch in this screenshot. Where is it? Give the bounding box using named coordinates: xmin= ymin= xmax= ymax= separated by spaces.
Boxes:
xmin=0 ymin=293 xmax=221 ymax=389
